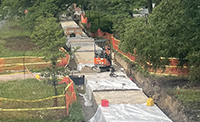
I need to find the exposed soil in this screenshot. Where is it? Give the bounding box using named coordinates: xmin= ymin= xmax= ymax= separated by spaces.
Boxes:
xmin=4 ymin=36 xmax=36 ymax=51
xmin=10 ymin=26 xmax=24 ymax=31
xmin=114 ymin=53 xmax=200 ymax=122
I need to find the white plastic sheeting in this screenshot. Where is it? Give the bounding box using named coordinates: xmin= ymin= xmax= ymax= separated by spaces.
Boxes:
xmin=85 ymin=72 xmax=140 ymax=91
xmin=77 ymin=63 xmax=94 ymax=71
xmin=82 ymin=71 xmax=140 ymax=106
xmin=89 ymin=104 xmax=173 ymax=122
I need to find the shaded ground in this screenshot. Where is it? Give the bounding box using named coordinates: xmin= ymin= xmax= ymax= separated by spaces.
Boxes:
xmin=4 ymin=36 xmax=36 ymax=51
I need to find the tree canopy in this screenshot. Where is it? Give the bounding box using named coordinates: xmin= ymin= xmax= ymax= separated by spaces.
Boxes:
xmin=0 ymin=0 xmax=78 ymax=30
xmin=81 ymin=0 xmax=200 ymax=84
xmin=118 ymin=0 xmax=200 ymax=84
xmin=30 ymin=15 xmax=66 ymax=98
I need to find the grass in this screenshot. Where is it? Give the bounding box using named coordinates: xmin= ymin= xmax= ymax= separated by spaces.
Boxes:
xmin=0 ymin=78 xmax=84 ymax=122
xmin=0 ymin=20 xmax=37 ymax=57
xmin=173 ymin=88 xmax=200 ymax=122
xmin=175 ymin=88 xmax=200 ymax=110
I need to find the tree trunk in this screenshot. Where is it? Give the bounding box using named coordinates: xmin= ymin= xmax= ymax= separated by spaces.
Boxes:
xmin=53 ymin=77 xmax=58 ymax=107
xmin=147 ymin=0 xmax=153 ymax=13
xmin=52 ymin=61 xmax=58 ymax=107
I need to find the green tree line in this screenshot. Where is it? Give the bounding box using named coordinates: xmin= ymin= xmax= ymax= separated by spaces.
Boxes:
xmin=81 ymin=0 xmax=200 ymax=85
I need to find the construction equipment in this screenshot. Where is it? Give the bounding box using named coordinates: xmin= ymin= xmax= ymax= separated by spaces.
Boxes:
xmin=92 ymin=39 xmax=113 ymax=72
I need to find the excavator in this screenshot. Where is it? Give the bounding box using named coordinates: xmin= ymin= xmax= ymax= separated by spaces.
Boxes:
xmin=92 ymin=39 xmax=114 ymax=72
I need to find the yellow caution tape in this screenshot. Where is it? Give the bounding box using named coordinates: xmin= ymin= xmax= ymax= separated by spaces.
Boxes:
xmin=0 ymin=94 xmax=65 ymax=102
xmin=113 ymin=44 xmax=187 ymax=76
xmin=64 ymin=82 xmax=73 ymax=92
xmin=0 ymin=56 xmax=43 ymax=59
xmin=160 ymin=57 xmax=179 ymax=60
xmin=112 ymin=37 xmax=188 ymax=69
xmin=0 ymin=60 xmax=62 ymax=67
xmin=0 ymin=76 xmax=75 ymax=102
xmin=0 ymin=106 xmax=66 ymax=111
xmin=149 ymin=72 xmax=178 ymax=76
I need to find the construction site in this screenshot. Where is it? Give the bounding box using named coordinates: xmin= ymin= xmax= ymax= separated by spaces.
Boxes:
xmin=0 ymin=2 xmax=199 ymax=122
xmin=59 ymin=19 xmax=174 ymax=122
xmin=0 ymin=14 xmax=193 ymax=122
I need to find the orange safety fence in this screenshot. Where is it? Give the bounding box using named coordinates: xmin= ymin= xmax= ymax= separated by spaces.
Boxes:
xmin=91 ymin=28 xmax=189 ymax=76
xmin=66 ymin=28 xmax=82 ymax=35
xmin=0 ymin=76 xmax=78 ymax=119
xmin=58 ymin=76 xmax=77 ymax=115
xmin=0 ymin=47 xmax=70 ymax=73
xmin=81 ymin=14 xmax=87 ymax=24
xmin=0 ymin=58 xmax=5 ymax=72
xmin=59 ymin=47 xmax=70 ymax=67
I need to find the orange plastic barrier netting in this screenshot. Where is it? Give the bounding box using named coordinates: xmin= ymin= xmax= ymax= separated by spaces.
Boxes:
xmin=81 ymin=14 xmax=87 ymax=24
xmin=0 ymin=47 xmax=70 ymax=73
xmin=91 ymin=28 xmax=189 ymax=76
xmin=59 ymin=47 xmax=70 ymax=67
xmin=0 ymin=58 xmax=4 ymax=72
xmin=58 ymin=76 xmax=77 ymax=115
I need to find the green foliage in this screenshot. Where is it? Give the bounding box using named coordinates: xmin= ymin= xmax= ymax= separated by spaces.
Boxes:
xmin=88 ymin=0 xmax=146 ymax=19
xmin=85 ymin=10 xmax=113 ymax=33
xmin=31 ymin=16 xmax=65 ymax=63
xmin=0 ymin=79 xmax=65 ymax=99
xmin=117 ymin=0 xmax=200 ymax=84
xmin=0 ymin=78 xmax=84 ymax=122
xmin=82 ymin=0 xmax=148 ymax=34
xmin=0 ymin=0 xmax=76 ymax=31
xmin=31 ymin=15 xmax=67 ymax=95
xmin=0 ymin=0 xmax=37 ymax=19
xmin=175 ymin=88 xmax=200 ymax=110
xmin=0 ymin=19 xmax=36 ymax=57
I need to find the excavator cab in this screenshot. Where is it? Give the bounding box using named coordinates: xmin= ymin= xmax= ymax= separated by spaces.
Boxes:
xmin=92 ymin=39 xmax=112 ymax=72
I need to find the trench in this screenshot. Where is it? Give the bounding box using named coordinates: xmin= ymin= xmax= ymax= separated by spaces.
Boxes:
xmin=70 ymin=52 xmax=187 ymax=122
xmin=113 ymin=53 xmax=188 ymax=122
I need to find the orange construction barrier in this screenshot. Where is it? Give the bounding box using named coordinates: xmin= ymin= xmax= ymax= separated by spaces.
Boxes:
xmin=59 ymin=47 xmax=70 ymax=67
xmin=58 ymin=76 xmax=77 ymax=115
xmin=0 ymin=58 xmax=4 ymax=72
xmin=81 ymin=14 xmax=87 ymax=23
xmin=90 ymin=28 xmax=189 ymax=76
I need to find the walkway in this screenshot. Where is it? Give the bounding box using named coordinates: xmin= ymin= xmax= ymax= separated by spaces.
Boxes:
xmin=0 ymin=72 xmax=37 ymax=82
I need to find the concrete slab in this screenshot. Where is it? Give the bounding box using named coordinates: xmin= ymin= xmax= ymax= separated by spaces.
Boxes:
xmin=93 ymin=90 xmax=148 ymax=106
xmin=60 ymin=21 xmax=79 ymax=29
xmin=74 ymin=52 xmax=94 ymax=64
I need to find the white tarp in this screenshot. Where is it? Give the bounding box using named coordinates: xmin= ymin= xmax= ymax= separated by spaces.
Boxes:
xmin=77 ymin=63 xmax=94 ymax=71
xmin=81 ymin=71 xmax=140 ymax=106
xmin=85 ymin=72 xmax=140 ymax=91
xmin=89 ymin=104 xmax=173 ymax=122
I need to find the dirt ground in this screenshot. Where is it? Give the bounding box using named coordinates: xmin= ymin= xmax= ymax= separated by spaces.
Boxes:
xmin=4 ymin=36 xmax=36 ymax=51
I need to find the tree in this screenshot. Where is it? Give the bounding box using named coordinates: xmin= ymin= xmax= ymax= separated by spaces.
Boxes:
xmin=119 ymin=0 xmax=200 ymax=84
xmin=31 ymin=15 xmax=67 ymax=106
xmin=0 ymin=0 xmax=78 ymax=31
